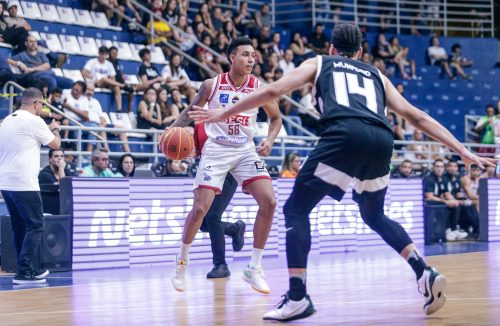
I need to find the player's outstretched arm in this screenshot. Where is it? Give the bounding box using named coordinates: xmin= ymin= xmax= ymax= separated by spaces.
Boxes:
xmin=189 ymin=58 xmax=318 ymax=123
xmin=384 ymin=75 xmax=496 ymax=168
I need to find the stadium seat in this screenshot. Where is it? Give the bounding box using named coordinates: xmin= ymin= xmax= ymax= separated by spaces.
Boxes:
xmin=90 ymin=11 xmax=110 ymax=29
xmin=20 ymin=1 xmax=41 ymax=20
xmin=51 ymin=68 xmax=64 ymax=77
xmin=77 ymin=36 xmax=98 ymax=56
xmin=38 ymin=3 xmax=60 ymax=22
xmin=29 ymin=31 xmax=41 ymax=40
xmin=40 ymin=33 xmax=63 ymax=52
xmin=73 ymin=9 xmax=93 ymax=26
xmin=150 ymin=46 xmax=166 ymax=64
xmin=129 ymin=43 xmax=145 ymax=61
xmin=114 ymin=41 xmax=134 ymax=61
xmin=123 ymin=74 xmax=140 ymax=85
xmin=57 ymin=6 xmax=76 ymax=25
xmin=59 ymin=34 xmax=81 ymax=54
xmin=95 ymin=38 xmax=114 ymax=50
xmin=62 ymin=69 xmax=84 ymax=82
xmin=109 ymin=112 xmax=147 ymax=138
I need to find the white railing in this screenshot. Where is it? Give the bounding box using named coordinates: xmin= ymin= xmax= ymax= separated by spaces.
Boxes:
xmin=465 ymin=114 xmax=481 ymax=143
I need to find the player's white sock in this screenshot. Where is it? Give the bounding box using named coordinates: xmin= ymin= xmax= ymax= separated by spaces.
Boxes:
xmin=249 ymin=248 xmax=264 ymax=267
xmin=178 ymin=242 xmax=191 ymax=261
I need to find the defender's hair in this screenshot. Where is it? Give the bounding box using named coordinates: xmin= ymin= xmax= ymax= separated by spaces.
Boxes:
xmin=330 ymin=23 xmax=363 ymax=57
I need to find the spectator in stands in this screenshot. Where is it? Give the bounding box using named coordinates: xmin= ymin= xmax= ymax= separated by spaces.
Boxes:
xmin=166 ymin=159 xmax=189 ymax=176
xmin=84 ymin=82 xmax=130 ymax=152
xmin=163 ymin=0 xmax=180 ymax=25
xmin=61 ymin=81 xmax=88 ymax=140
xmin=460 ymin=164 xmax=481 ymax=234
xmin=391 ymin=159 xmax=415 ymax=178
xmin=424 ymin=159 xmax=465 ymax=242
xmin=373 ymin=57 xmax=389 ymax=76
xmin=222 ymin=20 xmax=239 ymax=41
xmin=138 ymin=48 xmax=165 ymax=91
xmin=82 ymin=148 xmax=116 ymax=177
xmin=361 ymin=52 xmax=373 ymax=64
xmin=213 ymin=33 xmax=231 ymax=70
xmin=308 ymin=23 xmax=329 ymax=54
xmin=7 ymin=35 xmax=73 ymax=93
xmin=137 ymin=87 xmax=163 ymax=130
xmin=146 ymin=10 xmax=172 ymax=46
xmin=387 ymin=111 xmax=404 ymax=143
xmin=195 ymin=2 xmax=215 ymax=36
xmin=42 ymin=88 xmax=65 ymax=125
xmin=211 ymin=7 xmax=227 ymax=34
xmin=0 ymin=54 xmax=24 ymax=86
xmin=297 ymin=84 xmax=319 ymax=133
xmin=172 ymin=14 xmax=196 ymax=54
xmin=280 ymin=152 xmax=301 ymax=178
xmin=38 ymin=148 xmax=68 ymax=186
xmin=157 ymin=87 xmax=179 ymax=128
xmin=255 ymin=3 xmax=272 ymax=31
xmin=256 ymin=26 xmax=272 ymax=53
xmin=108 ymin=46 xmax=134 ymax=113
xmin=289 ymin=32 xmax=313 ymax=65
xmin=263 ymin=52 xmax=279 ymax=83
xmin=161 ymin=53 xmax=196 ymax=102
xmin=373 ymin=34 xmax=393 ymax=63
xmin=388 ymin=36 xmax=417 ymax=80
xmin=474 ymin=104 xmax=497 ymax=154
xmin=449 ymin=44 xmax=472 ymax=80
xmin=278 ymin=49 xmax=295 ymax=75
xmin=4 ymin=2 xmax=31 ymax=31
xmin=428 ymin=36 xmax=454 ymax=79
xmin=482 ymin=164 xmax=496 ymax=179
xmin=404 ymin=129 xmax=429 ymax=171
xmin=115 ymin=153 xmax=136 ymax=177
xmin=269 ymin=32 xmax=285 ymax=57
xmin=0 ymin=2 xmax=29 ymax=53
xmin=234 ymin=1 xmax=255 ymax=37
xmin=196 ymin=34 xmax=223 ymax=79
xmin=82 ymin=46 xmax=130 ymax=112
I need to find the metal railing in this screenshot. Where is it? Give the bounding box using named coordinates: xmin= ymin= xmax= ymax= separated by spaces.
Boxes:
xmin=311 ymin=0 xmax=494 ymax=37
xmin=465 ymin=114 xmax=481 ymax=143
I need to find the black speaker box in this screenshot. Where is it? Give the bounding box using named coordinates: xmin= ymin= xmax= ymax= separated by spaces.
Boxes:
xmin=424 ymin=203 xmax=448 ymax=245
xmin=1 ymin=215 xmax=72 ymax=272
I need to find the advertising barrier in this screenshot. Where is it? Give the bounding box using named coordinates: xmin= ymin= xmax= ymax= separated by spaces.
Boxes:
xmin=66 ymin=178 xmax=425 ymax=270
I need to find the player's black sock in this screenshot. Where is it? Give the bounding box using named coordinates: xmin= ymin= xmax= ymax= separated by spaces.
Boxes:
xmin=407 ymin=250 xmax=428 ymax=279
xmin=288 ymin=276 xmax=306 ymax=301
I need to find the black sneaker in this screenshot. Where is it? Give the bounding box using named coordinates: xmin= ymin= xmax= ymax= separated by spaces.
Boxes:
xmin=232 ymin=220 xmax=246 ymax=252
xmin=263 ymin=294 xmax=316 ymax=321
xmin=34 ymin=269 xmax=50 ymax=280
xmin=207 ymin=264 xmax=231 ymax=279
xmin=13 ymin=273 xmax=47 ymax=285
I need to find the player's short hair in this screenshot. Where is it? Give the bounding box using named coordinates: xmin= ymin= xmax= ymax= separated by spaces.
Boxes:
xmin=330 ymin=23 xmax=363 ymax=57
xmin=20 ymin=87 xmax=43 ymax=106
xmin=226 ymin=36 xmax=253 ymax=58
xmin=49 ymin=148 xmax=64 ymax=158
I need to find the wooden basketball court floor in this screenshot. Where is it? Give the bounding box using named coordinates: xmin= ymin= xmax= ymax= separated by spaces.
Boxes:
xmin=0 ymin=242 xmax=499 ymax=326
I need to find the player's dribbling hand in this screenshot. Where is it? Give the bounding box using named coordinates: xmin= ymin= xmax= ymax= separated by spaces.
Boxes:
xmin=256 ymin=139 xmax=272 ymax=157
xmin=189 ymin=105 xmax=226 ymax=123
xmin=460 ymin=150 xmax=497 ymax=169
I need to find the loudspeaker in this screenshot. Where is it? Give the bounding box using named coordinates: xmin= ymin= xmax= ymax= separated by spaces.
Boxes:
xmin=424 ymin=203 xmax=448 ymax=245
xmin=1 ymin=215 xmax=72 ymax=272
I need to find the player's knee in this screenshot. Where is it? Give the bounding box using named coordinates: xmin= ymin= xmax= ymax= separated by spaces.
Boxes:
xmin=192 ymin=204 xmax=208 ymax=221
xmin=259 ymin=196 xmax=277 ymax=216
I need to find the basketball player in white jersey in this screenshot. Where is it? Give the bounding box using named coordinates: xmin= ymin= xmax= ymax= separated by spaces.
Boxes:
xmin=165 ymin=37 xmax=282 ymax=293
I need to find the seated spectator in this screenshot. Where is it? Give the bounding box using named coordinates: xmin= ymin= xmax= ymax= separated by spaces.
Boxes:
xmin=268 ymin=32 xmax=284 ymax=57
xmin=308 ymin=23 xmax=329 ymax=54
xmin=211 ymin=7 xmax=228 ymax=34
xmin=163 ymin=0 xmax=180 ymax=25
xmin=172 ymin=14 xmax=196 ymax=54
xmin=157 ymin=87 xmax=179 ymax=128
xmin=289 ymin=32 xmax=314 ymax=65
xmin=61 ymin=81 xmax=89 ymax=141
xmin=424 ymin=159 xmax=465 ymax=241
xmin=166 ymin=159 xmax=189 ymax=176
xmin=387 ymin=111 xmax=404 ymax=143
xmin=256 ymin=26 xmax=272 ymax=54
xmin=38 ymin=148 xmax=70 ymax=186
xmin=146 ymin=10 xmax=172 ymax=46
xmin=391 ymin=159 xmax=415 ymax=178
xmin=137 ymin=87 xmax=163 ymax=130
xmin=194 ymin=3 xmax=215 ymax=36
xmin=0 ymin=53 xmax=25 ymax=86
xmin=138 ymin=48 xmax=166 ymax=91
xmin=250 ymin=37 xmax=264 ymax=65
xmin=428 ymin=36 xmax=454 ymax=79
xmin=481 ymin=164 xmax=496 ymax=178
xmin=474 ymin=104 xmax=497 ymax=154
xmin=115 ymin=153 xmax=136 ymax=177
xmin=161 ymin=53 xmax=196 ymax=102
xmin=41 ymin=87 xmax=65 ymax=125
xmin=404 ymin=129 xmax=429 ymax=170
xmin=297 ymin=85 xmax=320 ymax=133
xmin=84 ymin=82 xmax=130 ymax=152
xmin=254 ymin=3 xmax=272 ymax=31
xmin=0 ymin=2 xmax=29 ymax=52
xmin=388 ymin=36 xmax=417 ymax=80
xmin=108 ymin=46 xmax=134 ymax=113
xmin=373 ymin=34 xmax=393 ymax=64
xmin=263 ymin=52 xmax=279 ymax=83
xmin=82 ymin=46 xmax=131 ymax=112
xmin=196 ymin=34 xmax=223 ymax=80
xmin=82 ymin=148 xmax=116 ymax=177
xmin=373 ymin=57 xmax=389 ymax=76
xmin=361 ymin=52 xmax=373 ymax=64
xmin=4 ymin=2 xmax=31 ymax=31
xmin=233 ymin=1 xmax=255 ymax=36
xmin=449 ymin=44 xmax=472 ymax=80
xmin=278 ymin=49 xmax=295 ymax=75
xmin=7 ymin=35 xmax=73 ymax=92
xmin=280 ymin=152 xmax=301 ymax=178
xmin=459 ymin=164 xmax=481 ymax=236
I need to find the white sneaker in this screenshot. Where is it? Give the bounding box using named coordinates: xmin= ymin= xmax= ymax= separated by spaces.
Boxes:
xmin=445 ymin=228 xmax=457 ymax=241
xmin=263 ymin=294 xmax=316 ymax=322
xmin=242 ymin=265 xmax=270 ymax=294
xmin=171 ymin=256 xmax=188 ymax=292
xmin=417 ymin=267 xmax=447 ymax=315
xmin=453 ymin=229 xmax=468 ymax=240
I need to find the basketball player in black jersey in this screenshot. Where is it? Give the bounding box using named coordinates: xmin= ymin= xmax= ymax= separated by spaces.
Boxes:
xmin=189 ymin=24 xmax=496 ymax=322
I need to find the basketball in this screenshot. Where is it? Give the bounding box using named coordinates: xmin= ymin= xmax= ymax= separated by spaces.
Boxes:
xmin=160 ymin=127 xmax=194 ymax=160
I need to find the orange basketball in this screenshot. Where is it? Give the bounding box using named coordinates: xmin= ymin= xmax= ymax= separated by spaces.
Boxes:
xmin=160 ymin=127 xmax=194 ymax=160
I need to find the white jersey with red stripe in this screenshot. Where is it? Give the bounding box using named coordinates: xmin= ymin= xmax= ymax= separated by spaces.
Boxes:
xmin=205 ymin=72 xmax=260 ymax=147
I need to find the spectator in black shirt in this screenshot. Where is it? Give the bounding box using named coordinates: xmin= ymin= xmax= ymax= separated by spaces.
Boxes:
xmin=424 ymin=159 xmax=464 ymax=241
xmin=308 ymin=23 xmax=329 ymax=54
xmin=38 ymin=148 xmax=70 ymax=186
xmin=109 ymin=46 xmax=134 ymax=112
xmin=391 ymin=159 xmax=415 ymax=178
xmin=137 ymin=48 xmax=165 ymax=91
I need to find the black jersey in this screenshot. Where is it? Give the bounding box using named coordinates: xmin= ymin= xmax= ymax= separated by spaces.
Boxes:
xmin=313 ymin=55 xmax=391 ymax=132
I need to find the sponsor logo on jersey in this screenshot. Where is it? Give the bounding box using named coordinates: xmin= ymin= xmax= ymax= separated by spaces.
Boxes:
xmin=225 ymin=115 xmax=250 ymax=126
xmin=215 ymin=136 xmax=249 ymax=144
xmin=232 ymin=96 xmax=239 ymax=104
xmin=255 ymin=161 xmax=266 ymax=172
xmin=219 ymin=94 xmax=229 ymax=104
xmin=203 ymin=173 xmax=211 ymax=181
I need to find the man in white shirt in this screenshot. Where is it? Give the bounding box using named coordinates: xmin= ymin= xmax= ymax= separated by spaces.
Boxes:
xmin=82 ymin=46 xmax=131 ymax=112
xmin=278 ymin=49 xmax=296 ymax=75
xmin=427 ymin=36 xmax=453 ymax=79
xmin=0 ymin=88 xmax=61 ymax=285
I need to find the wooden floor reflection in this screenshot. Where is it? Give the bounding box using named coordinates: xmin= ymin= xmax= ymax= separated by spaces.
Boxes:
xmin=0 ymin=247 xmax=499 ymax=325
